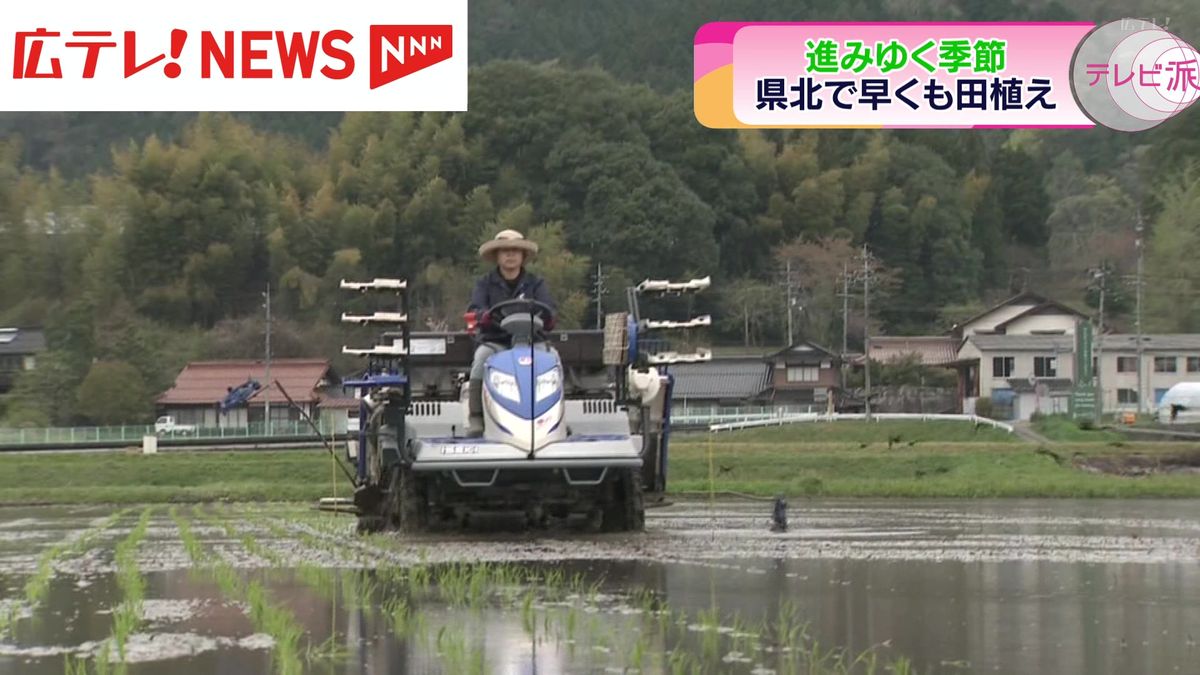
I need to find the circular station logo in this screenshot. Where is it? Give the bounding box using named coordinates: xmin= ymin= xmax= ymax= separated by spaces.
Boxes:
xmin=1072 ymin=19 xmax=1200 ymax=131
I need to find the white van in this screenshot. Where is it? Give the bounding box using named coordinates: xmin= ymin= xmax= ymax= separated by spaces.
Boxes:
xmin=1156 ymin=382 xmax=1200 ymax=424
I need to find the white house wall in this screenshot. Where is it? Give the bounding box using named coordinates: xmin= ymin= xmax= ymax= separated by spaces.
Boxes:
xmin=957 ymin=337 xmax=1078 ymax=421
xmin=1099 ymin=352 xmax=1200 ymax=411
xmin=983 ymin=351 xmax=1075 ymax=395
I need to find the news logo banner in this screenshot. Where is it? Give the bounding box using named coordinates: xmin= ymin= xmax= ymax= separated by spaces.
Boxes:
xmin=0 ymin=0 xmax=466 ymax=111
xmin=695 ymin=22 xmax=1094 ymax=129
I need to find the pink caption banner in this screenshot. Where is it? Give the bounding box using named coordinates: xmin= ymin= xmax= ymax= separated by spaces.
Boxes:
xmin=695 ymin=22 xmax=1096 ymax=129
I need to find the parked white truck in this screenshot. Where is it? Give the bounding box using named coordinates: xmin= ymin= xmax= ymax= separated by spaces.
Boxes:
xmin=154 ymin=416 xmax=196 ymax=435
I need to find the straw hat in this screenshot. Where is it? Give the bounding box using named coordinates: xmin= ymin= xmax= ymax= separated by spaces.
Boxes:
xmin=478 ymin=229 xmax=539 ymax=262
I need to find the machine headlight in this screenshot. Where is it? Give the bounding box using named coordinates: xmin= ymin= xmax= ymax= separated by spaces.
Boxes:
xmin=489 ymin=371 xmax=520 ymax=402
xmin=536 ymin=368 xmax=561 ymax=402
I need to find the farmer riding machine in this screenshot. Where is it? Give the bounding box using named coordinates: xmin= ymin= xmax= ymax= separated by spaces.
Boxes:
xmin=338 ymin=274 xmax=712 ymax=534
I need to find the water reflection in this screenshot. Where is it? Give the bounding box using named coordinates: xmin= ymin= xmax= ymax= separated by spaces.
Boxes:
xmin=1 ymin=501 xmax=1199 ymax=674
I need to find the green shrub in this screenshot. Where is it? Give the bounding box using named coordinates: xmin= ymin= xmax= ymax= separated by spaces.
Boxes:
xmin=975 ymin=397 xmax=994 ymax=419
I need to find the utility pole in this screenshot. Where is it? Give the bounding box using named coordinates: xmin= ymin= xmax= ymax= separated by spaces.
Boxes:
xmin=1134 ymin=212 xmax=1145 ymax=415
xmin=785 ymin=259 xmax=794 ymax=346
xmin=841 ymin=262 xmax=850 ymax=392
xmin=264 ymin=282 xmax=272 ymax=436
xmin=593 ymin=263 xmax=605 ymax=329
xmin=1093 ymin=268 xmax=1105 ymax=425
xmin=862 ymin=245 xmax=872 ymax=421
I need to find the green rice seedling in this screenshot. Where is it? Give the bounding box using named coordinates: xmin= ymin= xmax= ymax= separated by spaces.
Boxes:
xmin=630 ymin=633 xmax=648 ymax=672
xmin=467 ymin=564 xmax=491 ymax=608
xmin=521 ymin=590 xmax=536 ymax=637
xmin=109 ymin=507 xmax=153 ymax=662
xmin=409 ymin=563 xmax=432 ymax=594
xmin=25 ymin=510 xmax=128 ymax=607
xmin=209 ymin=559 xmax=243 ymax=599
xmin=305 ymin=634 xmax=349 ymax=664
xmin=244 ymin=580 xmax=304 ymax=675
xmin=695 ymin=608 xmax=721 ymax=665
xmin=95 ymin=641 xmax=113 ymax=675
xmin=888 ymin=655 xmax=915 ymax=675
xmin=745 ymin=617 xmax=769 ymax=658
xmin=262 ymin=518 xmax=293 ymax=540
xmin=668 ymin=649 xmax=694 ymax=675
xmin=110 ymin=604 xmax=137 ymax=662
xmin=345 ymin=569 xmax=379 ymax=610
xmin=542 ymin=568 xmax=565 ymax=599
xmin=653 ymin=598 xmax=673 ymax=636
xmin=851 ymin=649 xmax=880 ymax=675
xmin=411 ymin=612 xmax=430 ymax=648
xmin=775 ymin=600 xmax=803 ymax=650
xmin=295 ymin=561 xmax=338 ymax=601
xmin=171 ymin=509 xmax=207 ymax=565
xmin=241 ymin=532 xmax=287 ymax=567
xmin=435 ymin=625 xmax=489 ymax=675
xmin=383 ymin=596 xmax=411 ymax=637
xmin=435 ymin=564 xmax=463 ymax=605
xmin=171 ymin=510 xmax=313 ymax=675
xmin=565 ymin=605 xmax=579 ymax=642
xmin=64 ymin=652 xmax=89 ymax=675
xmin=567 ymin=572 xmax=585 ymax=598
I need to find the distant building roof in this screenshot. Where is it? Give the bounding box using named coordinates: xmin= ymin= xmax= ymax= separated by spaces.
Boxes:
xmin=669 ymin=357 xmax=772 ymax=401
xmin=318 ymin=397 xmax=360 ymax=410
xmin=966 ymin=333 xmax=1200 ymax=354
xmin=991 ymin=301 xmax=1087 ymax=333
xmin=158 ymin=359 xmax=334 ymax=406
xmin=866 ymin=336 xmax=959 ymax=366
xmin=1100 ymin=334 xmax=1200 ymax=352
xmin=949 ymin=291 xmax=1049 ymax=333
xmin=948 ymin=291 xmax=1087 ymax=336
xmin=966 ymin=334 xmax=1077 ymax=352
xmin=769 ymin=341 xmax=839 ymax=363
xmin=0 ymin=327 xmax=47 ymax=356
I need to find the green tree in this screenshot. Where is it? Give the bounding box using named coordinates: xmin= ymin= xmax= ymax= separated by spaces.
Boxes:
xmin=1145 ymin=167 xmax=1200 ymax=332
xmin=75 ymin=361 xmax=154 ymax=425
xmin=2 ymin=350 xmax=88 ymax=427
xmin=526 ymin=221 xmax=590 ymax=329
xmin=719 ymin=279 xmax=780 ymax=347
xmin=994 ymin=146 xmax=1051 ymax=247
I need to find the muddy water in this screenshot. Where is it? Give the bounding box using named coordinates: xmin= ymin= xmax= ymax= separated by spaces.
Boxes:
xmin=0 ymin=499 xmax=1197 ymax=674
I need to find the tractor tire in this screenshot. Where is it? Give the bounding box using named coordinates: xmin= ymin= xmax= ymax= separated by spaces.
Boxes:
xmin=383 ymin=465 xmax=430 ymax=534
xmin=601 ymin=468 xmax=645 ymax=532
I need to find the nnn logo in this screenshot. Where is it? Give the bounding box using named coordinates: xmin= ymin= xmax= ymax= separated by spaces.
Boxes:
xmin=370 ymin=25 xmax=452 ymax=89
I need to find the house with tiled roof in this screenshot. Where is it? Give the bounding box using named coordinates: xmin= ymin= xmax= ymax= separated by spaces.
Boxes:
xmin=767 ymin=342 xmax=841 ymax=405
xmin=157 ymin=358 xmax=347 ymax=430
xmin=864 ymin=335 xmax=959 ymax=367
xmin=669 ymin=356 xmax=774 ymax=407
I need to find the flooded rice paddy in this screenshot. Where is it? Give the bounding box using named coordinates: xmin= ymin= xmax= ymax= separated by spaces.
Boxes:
xmin=0 ymin=499 xmax=1198 ymax=674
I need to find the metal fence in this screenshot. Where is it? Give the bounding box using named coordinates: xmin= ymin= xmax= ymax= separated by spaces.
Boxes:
xmin=707 ymin=412 xmax=1015 ymax=433
xmin=669 ymin=404 xmax=819 ymax=428
xmin=0 ymin=420 xmax=333 ymax=447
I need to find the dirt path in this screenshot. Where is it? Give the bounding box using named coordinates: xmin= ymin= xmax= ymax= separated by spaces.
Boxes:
xmin=1012 ymin=421 xmax=1052 ymax=444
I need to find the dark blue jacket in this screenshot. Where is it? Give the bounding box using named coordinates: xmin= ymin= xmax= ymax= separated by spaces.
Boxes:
xmin=468 ymin=268 xmax=556 ymax=344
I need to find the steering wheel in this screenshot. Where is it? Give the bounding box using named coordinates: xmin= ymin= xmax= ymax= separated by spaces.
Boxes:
xmin=483 ymin=298 xmax=555 ymax=326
